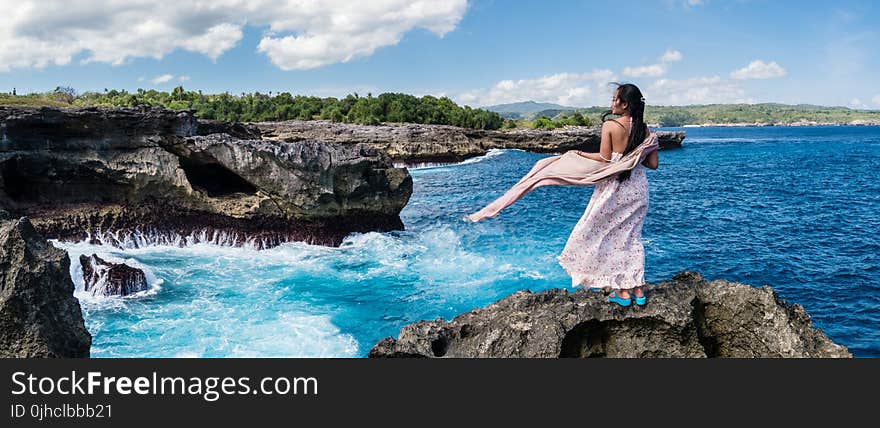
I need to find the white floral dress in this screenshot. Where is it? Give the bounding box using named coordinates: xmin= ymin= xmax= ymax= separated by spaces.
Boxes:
xmin=556 ymin=147 xmax=649 ymax=290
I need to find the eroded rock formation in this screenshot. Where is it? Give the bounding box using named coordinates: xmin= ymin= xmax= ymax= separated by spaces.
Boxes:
xmin=0 ymin=217 xmax=91 ymax=357
xmin=369 ymin=271 xmax=850 ymax=358
xmin=0 ymin=107 xmax=684 ymax=249
xmin=254 ymin=120 xmax=686 ymax=166
xmin=79 ymin=254 xmax=149 ymax=297
xmin=0 ymin=107 xmax=412 ymax=248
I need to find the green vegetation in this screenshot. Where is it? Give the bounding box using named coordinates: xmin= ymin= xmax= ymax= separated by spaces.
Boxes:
xmin=528 ymin=112 xmax=596 ymax=129
xmin=5 ymin=88 xmax=880 ymax=129
xmin=518 ymin=104 xmax=880 ymax=126
xmin=656 ymin=109 xmax=697 ymax=127
xmin=0 ymin=87 xmax=504 ymax=130
xmin=644 ymin=104 xmax=880 ymax=126
xmin=0 ymin=87 xmax=75 ymax=107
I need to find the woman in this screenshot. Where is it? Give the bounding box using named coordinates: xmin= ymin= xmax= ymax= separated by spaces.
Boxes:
xmin=556 ymin=83 xmax=659 ymax=307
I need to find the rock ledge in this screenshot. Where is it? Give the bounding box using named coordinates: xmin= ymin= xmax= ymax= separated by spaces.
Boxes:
xmin=370 ymin=271 xmax=850 ymax=358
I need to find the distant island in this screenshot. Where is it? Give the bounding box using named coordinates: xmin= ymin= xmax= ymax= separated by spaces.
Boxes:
xmin=3 ymin=89 xmax=880 ymax=130
xmin=483 ymin=100 xmax=880 ymax=128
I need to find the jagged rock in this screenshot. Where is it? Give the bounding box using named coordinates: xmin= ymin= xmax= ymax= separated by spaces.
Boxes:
xmin=0 ymin=107 xmax=412 ymax=248
xmin=79 ymin=254 xmax=149 ymax=297
xmin=0 ymin=107 xmax=681 ymax=248
xmin=254 ymin=120 xmax=686 ymax=166
xmin=369 ymin=271 xmax=850 ymax=358
xmin=0 ymin=218 xmax=91 ymax=357
xmin=196 ymin=119 xmax=262 ymax=139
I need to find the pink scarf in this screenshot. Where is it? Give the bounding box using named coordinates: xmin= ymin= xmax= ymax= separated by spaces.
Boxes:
xmin=465 ymin=132 xmax=660 ymax=222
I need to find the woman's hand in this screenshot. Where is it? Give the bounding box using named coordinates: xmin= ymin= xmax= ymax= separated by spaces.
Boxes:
xmin=570 ymin=150 xmax=603 ymax=162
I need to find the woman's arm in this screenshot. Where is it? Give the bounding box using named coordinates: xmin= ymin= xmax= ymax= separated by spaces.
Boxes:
xmin=571 ymin=122 xmax=615 ymax=162
xmin=642 ymin=150 xmax=658 ymax=169
xmin=573 ymin=150 xmax=610 ymax=162
xmin=598 ymin=121 xmax=614 ymax=161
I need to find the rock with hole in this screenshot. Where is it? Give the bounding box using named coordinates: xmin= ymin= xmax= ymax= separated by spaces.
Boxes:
xmin=369 ymin=271 xmax=850 ymax=358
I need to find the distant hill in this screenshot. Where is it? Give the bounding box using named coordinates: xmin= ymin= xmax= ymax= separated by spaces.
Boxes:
xmin=520 ymin=108 xmax=579 ymax=121
xmin=637 ymin=103 xmax=880 ymax=126
xmin=527 ymin=103 xmax=880 ymax=127
xmin=480 ymin=100 xmax=880 ymax=126
xmin=483 ymin=101 xmax=576 ymax=117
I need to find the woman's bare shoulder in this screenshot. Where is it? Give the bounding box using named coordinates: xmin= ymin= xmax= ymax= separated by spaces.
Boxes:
xmin=602 ymin=120 xmax=629 ymax=140
xmin=602 ymin=118 xmax=627 ymax=129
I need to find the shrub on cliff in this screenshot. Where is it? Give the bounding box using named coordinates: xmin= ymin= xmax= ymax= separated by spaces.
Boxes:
xmin=529 ymin=112 xmax=594 ymax=129
xmin=26 ymin=87 xmax=507 ymax=130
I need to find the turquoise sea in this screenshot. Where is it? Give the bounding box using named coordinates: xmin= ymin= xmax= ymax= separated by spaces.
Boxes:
xmin=56 ymin=125 xmax=880 ymax=357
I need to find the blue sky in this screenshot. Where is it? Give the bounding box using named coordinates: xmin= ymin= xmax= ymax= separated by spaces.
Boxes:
xmin=1 ymin=0 xmax=878 ymax=108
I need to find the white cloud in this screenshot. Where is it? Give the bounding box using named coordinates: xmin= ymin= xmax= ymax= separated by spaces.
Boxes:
xmin=257 ymin=1 xmax=467 ymax=70
xmin=455 ymin=70 xmax=618 ymax=108
xmin=647 ymin=76 xmax=753 ymax=105
xmin=873 ymin=95 xmax=880 ymax=106
xmin=622 ymin=50 xmax=682 ymax=78
xmin=661 ymin=49 xmax=683 ymax=63
xmin=456 ymin=48 xmax=761 ymax=107
xmin=148 ymin=74 xmax=189 ymax=85
xmin=849 ymin=98 xmax=867 ymax=109
xmin=458 ymin=49 xmax=760 ymax=107
xmin=179 ymin=23 xmax=243 ymax=62
xmin=623 ymin=64 xmax=667 ymax=78
xmin=730 ymin=60 xmax=787 ymax=80
xmin=150 ymin=74 xmax=175 ymax=85
xmin=0 ymin=0 xmax=468 ymax=72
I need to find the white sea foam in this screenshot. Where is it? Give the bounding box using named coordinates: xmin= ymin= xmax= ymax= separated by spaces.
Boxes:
xmin=80 ymin=228 xmax=288 ymax=250
xmin=55 ymin=240 xmax=164 ymax=301
xmin=47 ymin=219 xmax=548 ymax=357
xmin=458 ymin=148 xmax=512 ymax=165
xmin=403 ymin=148 xmax=513 ymax=171
xmin=49 ymin=236 xmax=375 ymax=357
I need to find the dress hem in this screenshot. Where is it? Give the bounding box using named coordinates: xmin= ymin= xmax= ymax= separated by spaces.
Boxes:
xmin=557 ymin=255 xmax=646 ymax=290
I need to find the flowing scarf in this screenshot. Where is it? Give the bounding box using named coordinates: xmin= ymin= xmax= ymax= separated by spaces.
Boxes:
xmin=465 ymin=132 xmax=659 ymax=222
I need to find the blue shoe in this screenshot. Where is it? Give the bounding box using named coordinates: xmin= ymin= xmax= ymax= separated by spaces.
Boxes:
xmin=589 ymin=287 xmax=603 ymax=292
xmin=607 ymin=291 xmax=632 ymax=307
xmin=633 ymin=293 xmax=647 ymax=306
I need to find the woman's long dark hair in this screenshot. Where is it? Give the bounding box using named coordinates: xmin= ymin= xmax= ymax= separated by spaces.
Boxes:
xmin=600 ymin=82 xmax=648 ymax=182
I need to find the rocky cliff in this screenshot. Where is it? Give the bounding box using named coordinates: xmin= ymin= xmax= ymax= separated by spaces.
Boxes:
xmin=369 ymin=271 xmax=850 ymax=358
xmin=0 ymin=217 xmax=91 ymax=357
xmin=0 ymin=107 xmax=684 ymax=248
xmin=0 ymin=107 xmax=412 ymax=248
xmin=254 ymin=120 xmax=686 ymax=166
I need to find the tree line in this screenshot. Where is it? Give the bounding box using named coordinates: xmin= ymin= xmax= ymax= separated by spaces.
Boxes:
xmin=5 ymin=87 xmax=879 ymax=129
xmin=0 ymin=86 xmax=505 ymax=130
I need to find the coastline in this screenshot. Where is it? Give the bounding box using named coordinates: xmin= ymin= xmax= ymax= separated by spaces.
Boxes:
xmin=1 ymin=108 xmax=873 ymax=358
xmin=671 ymin=121 xmax=880 ymax=128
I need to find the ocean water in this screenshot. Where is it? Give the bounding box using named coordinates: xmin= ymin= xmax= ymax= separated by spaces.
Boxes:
xmin=56 ymin=126 xmax=880 ymax=357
